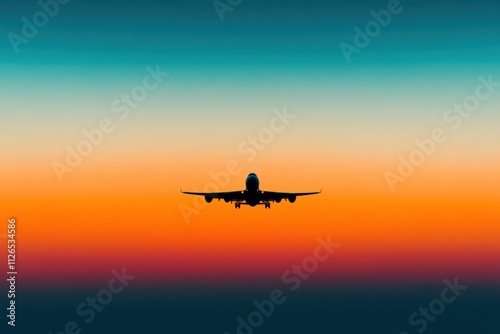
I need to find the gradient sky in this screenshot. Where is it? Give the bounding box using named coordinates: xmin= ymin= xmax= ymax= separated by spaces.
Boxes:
xmin=1 ymin=0 xmax=499 ymax=290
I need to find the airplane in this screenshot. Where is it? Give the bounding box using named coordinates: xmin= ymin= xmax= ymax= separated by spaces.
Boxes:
xmin=181 ymin=172 xmax=321 ymax=209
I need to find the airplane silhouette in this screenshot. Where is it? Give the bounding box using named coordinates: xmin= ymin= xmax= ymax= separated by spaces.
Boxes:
xmin=181 ymin=173 xmax=321 ymax=208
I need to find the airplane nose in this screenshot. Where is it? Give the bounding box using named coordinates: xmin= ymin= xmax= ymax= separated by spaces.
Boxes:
xmin=245 ymin=173 xmax=259 ymax=191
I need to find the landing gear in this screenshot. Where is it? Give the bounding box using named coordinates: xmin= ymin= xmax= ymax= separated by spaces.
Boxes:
xmin=264 ymin=202 xmax=270 ymax=209
xmin=235 ymin=202 xmax=241 ymax=209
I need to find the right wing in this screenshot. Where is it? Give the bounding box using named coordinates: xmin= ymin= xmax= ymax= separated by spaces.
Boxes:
xmin=180 ymin=189 xmax=245 ymax=201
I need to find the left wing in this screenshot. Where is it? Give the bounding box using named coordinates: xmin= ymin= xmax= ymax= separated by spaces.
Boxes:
xmin=260 ymin=189 xmax=322 ymax=202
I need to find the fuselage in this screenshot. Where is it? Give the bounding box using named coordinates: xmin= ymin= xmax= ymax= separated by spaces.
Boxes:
xmin=245 ymin=173 xmax=260 ymax=192
xmin=245 ymin=173 xmax=260 ymax=206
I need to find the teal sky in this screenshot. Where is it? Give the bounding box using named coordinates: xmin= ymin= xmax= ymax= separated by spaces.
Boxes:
xmin=2 ymin=0 xmax=499 ymax=67
xmin=1 ymin=0 xmax=499 ymax=128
